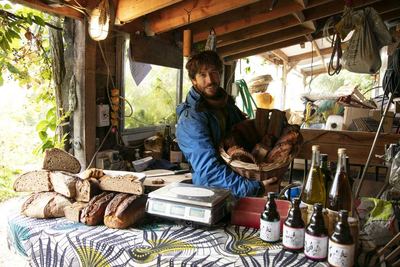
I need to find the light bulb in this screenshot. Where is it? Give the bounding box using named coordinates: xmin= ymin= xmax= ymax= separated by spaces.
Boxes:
xmin=88 ymin=7 xmax=110 ymax=41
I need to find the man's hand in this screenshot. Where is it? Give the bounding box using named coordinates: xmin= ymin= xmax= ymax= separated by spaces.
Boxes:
xmin=259 ymin=177 xmax=279 ymax=196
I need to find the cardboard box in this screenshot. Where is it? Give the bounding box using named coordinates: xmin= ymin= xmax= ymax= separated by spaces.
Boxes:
xmin=343 ymin=107 xmax=370 ymax=130
xmin=368 ymin=109 xmax=394 ymax=133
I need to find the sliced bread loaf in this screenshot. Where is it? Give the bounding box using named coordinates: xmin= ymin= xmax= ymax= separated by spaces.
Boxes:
xmin=64 ymin=202 xmax=88 ymax=222
xmin=13 ymin=170 xmax=53 ymax=192
xmin=50 ymin=171 xmax=79 ymax=198
xmin=43 ymin=148 xmax=81 ymax=174
xmin=75 ymin=178 xmax=101 ymax=202
xmin=99 ymin=174 xmax=144 ymax=195
xmin=21 ymin=192 xmax=73 ymax=218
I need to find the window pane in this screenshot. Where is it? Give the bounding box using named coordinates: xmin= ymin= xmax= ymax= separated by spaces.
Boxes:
xmin=123 ymin=41 xmax=178 ymax=129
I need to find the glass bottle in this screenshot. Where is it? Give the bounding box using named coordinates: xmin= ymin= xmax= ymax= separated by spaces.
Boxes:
xmin=327 ymin=148 xmax=353 ymax=215
xmin=304 ymin=203 xmax=328 ymax=261
xmin=283 ymin=198 xmax=305 ymax=252
xmin=301 ymin=145 xmax=326 ymax=208
xmin=328 ymin=210 xmax=355 ymax=267
xmin=163 ymin=125 xmax=172 ymax=160
xmin=320 ymin=154 xmax=332 ymax=201
xmin=260 ymin=192 xmax=280 ymax=243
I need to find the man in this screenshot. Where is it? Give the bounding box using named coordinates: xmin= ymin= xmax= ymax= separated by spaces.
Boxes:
xmin=176 ymin=51 xmax=277 ymax=198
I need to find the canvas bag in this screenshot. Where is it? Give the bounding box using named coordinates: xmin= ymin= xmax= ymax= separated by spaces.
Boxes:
xmin=341 ymin=7 xmax=392 ymax=74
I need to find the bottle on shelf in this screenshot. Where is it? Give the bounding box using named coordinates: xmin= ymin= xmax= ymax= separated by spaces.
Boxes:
xmin=320 ymin=153 xmax=332 ymax=202
xmin=304 ymin=203 xmax=328 ymax=261
xmin=301 ymin=145 xmax=326 ymax=221
xmin=328 ymin=210 xmax=355 ymax=267
xmin=163 ymin=125 xmax=172 ymax=160
xmin=134 ymin=148 xmax=141 ymax=161
xmin=260 ymin=192 xmax=281 ymax=243
xmin=327 ymin=148 xmax=353 ymax=216
xmin=283 ymin=198 xmax=305 ymax=252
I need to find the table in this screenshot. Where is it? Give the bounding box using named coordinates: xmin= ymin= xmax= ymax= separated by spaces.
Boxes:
xmin=7 ymin=214 xmax=328 ymax=267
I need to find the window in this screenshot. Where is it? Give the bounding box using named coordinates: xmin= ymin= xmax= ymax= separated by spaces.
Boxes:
xmin=122 ymin=38 xmax=179 ymax=131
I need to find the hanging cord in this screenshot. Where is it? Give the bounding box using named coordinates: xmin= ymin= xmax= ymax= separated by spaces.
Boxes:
xmin=235 ymin=79 xmax=257 ymax=118
xmin=308 ymin=42 xmax=314 ymax=93
xmin=328 ymin=32 xmax=342 ymax=76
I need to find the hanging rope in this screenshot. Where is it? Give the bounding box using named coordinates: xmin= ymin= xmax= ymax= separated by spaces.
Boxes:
xmin=235 ymin=79 xmax=257 ymax=118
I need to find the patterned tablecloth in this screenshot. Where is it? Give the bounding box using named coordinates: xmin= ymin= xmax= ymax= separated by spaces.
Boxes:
xmin=7 ymin=214 xmax=328 ymax=267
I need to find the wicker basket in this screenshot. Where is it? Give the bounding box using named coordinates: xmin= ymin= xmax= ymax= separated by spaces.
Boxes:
xmin=219 ymin=146 xmax=294 ymax=182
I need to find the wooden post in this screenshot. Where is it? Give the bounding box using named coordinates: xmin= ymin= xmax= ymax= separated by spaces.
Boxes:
xmin=183 ymin=29 xmax=192 ymax=57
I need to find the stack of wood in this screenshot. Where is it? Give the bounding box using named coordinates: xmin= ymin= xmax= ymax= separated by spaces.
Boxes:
xmin=13 ymin=148 xmax=146 ymax=229
xmin=220 ymin=109 xmax=303 ymax=181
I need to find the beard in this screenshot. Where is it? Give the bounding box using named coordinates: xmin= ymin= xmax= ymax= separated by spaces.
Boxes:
xmin=198 ymin=83 xmax=221 ymax=99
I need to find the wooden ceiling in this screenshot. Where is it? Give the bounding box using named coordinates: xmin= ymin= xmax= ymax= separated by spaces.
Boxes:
xmin=13 ymin=0 xmax=400 ymax=75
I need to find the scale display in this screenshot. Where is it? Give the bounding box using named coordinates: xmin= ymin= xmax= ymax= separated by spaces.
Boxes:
xmin=146 ymin=182 xmax=230 ymax=225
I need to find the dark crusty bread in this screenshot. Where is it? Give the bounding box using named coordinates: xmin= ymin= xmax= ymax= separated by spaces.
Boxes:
xmin=80 ymin=192 xmax=115 ymax=225
xmin=13 ymin=170 xmax=53 ymax=192
xmin=43 ymin=148 xmax=81 ymax=174
xmin=75 ymin=178 xmax=101 ymax=202
xmin=64 ymin=202 xmax=88 ymax=222
xmin=21 ymin=192 xmax=72 ymax=218
xmin=104 ymin=193 xmax=147 ymax=229
xmin=14 ymin=170 xmax=79 ymax=198
xmin=99 ymin=174 xmax=144 ymax=195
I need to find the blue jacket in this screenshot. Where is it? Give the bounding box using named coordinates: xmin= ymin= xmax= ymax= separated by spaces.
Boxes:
xmin=176 ymin=87 xmax=261 ymax=198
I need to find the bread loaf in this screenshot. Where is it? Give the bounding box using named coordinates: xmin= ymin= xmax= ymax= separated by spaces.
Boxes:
xmin=43 ymin=148 xmax=81 ymax=174
xmin=13 ymin=170 xmax=53 ymax=192
xmin=99 ymin=174 xmax=144 ymax=195
xmin=80 ymin=192 xmax=115 ymax=225
xmin=50 ymin=171 xmax=79 ymax=198
xmin=81 ymin=168 xmax=104 ymax=179
xmin=21 ymin=192 xmax=72 ymax=218
xmin=104 ymin=193 xmax=147 ymax=229
xmin=64 ymin=202 xmax=87 ymax=222
xmin=75 ymin=178 xmax=101 ymax=202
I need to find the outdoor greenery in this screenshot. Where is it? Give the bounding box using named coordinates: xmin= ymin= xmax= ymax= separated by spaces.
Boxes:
xmin=0 ymin=2 xmax=57 ymax=202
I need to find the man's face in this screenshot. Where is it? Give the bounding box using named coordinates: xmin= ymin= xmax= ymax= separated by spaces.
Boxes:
xmin=191 ymin=65 xmax=221 ymax=98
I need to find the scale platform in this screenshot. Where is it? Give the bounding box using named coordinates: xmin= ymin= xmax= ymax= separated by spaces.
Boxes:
xmin=146 ymin=182 xmax=231 ymax=226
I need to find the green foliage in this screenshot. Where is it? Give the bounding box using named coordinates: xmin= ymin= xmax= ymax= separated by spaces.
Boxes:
xmin=0 ymin=165 xmax=21 ymax=202
xmin=309 ymin=70 xmax=375 ymax=98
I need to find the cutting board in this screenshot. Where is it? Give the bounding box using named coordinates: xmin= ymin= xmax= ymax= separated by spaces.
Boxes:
xmin=143 ymin=169 xmax=192 ymax=191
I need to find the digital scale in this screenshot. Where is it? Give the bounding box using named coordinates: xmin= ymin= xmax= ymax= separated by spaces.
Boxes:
xmin=146 ymin=182 xmax=231 ymax=226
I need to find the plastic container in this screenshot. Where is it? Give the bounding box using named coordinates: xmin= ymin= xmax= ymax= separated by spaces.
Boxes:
xmin=132 ymin=156 xmax=154 ymax=172
xmin=325 ymin=115 xmax=344 ymax=130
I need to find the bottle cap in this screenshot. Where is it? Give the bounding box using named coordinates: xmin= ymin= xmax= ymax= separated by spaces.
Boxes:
xmin=268 ymin=192 xmax=276 ymax=199
xmin=312 ymin=145 xmax=320 ymax=151
xmin=338 ymin=148 xmax=346 ymax=154
xmin=320 ymin=154 xmax=328 ymax=161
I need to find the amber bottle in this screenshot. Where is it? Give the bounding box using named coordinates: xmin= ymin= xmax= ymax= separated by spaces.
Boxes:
xmin=328 ymin=210 xmax=355 ymax=267
xmin=283 ymin=198 xmax=305 ymax=252
xmin=304 ymin=203 xmax=328 ymax=261
xmin=260 ymin=192 xmax=280 ymax=243
xmin=327 ymin=148 xmax=353 ymax=216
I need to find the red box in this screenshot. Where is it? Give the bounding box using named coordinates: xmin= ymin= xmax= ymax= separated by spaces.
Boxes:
xmin=230 ymin=197 xmax=291 ymax=230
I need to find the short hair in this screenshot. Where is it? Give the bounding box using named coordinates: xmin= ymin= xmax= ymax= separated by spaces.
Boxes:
xmin=185 ymin=51 xmax=223 ymax=80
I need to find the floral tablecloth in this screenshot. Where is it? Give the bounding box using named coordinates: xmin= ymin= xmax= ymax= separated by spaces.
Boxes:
xmin=7 ymin=214 xmax=327 ymax=266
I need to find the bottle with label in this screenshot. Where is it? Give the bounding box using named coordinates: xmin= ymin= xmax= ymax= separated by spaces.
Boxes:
xmin=301 ymin=145 xmax=326 ymax=210
xmin=328 ymin=210 xmax=355 ymax=267
xmin=170 ymin=138 xmax=183 ymax=163
xmin=304 ymin=203 xmax=328 ymax=261
xmin=320 ymin=154 xmax=332 ymax=201
xmin=163 ymin=125 xmax=172 ymax=160
xmin=283 ymin=198 xmax=305 ymax=252
xmin=260 ymin=192 xmax=281 ymax=243
xmin=327 ymin=148 xmax=353 ymax=215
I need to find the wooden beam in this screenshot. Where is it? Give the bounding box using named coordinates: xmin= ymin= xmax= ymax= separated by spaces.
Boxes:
xmin=116 ymin=0 xmax=184 ymax=24
xmin=303 ymin=67 xmax=327 ymax=77
xmin=304 ymin=35 xmax=328 ymax=73
xmin=381 ymin=9 xmax=400 ymax=22
xmin=224 ymin=36 xmax=307 ymax=62
xmin=11 ymin=0 xmax=84 ymax=20
xmin=294 ymin=0 xmax=308 ymax=8
xmin=289 ymin=46 xmax=332 ymax=62
xmin=144 ymin=0 xmax=262 ymax=34
xmin=292 ymin=11 xmax=305 ymax=23
xmin=271 ymin=49 xmax=289 ymax=62
xmin=191 ymin=0 xmax=304 ymax=43
xmin=218 ymin=24 xmax=314 ymax=57
xmin=215 ymin=15 xmax=299 ymax=47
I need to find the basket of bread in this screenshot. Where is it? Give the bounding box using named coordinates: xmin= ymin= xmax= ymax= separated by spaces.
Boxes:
xmin=220 ymin=108 xmax=303 ymax=184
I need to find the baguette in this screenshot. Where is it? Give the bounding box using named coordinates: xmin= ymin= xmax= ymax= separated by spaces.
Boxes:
xmin=43 ymin=148 xmax=81 ymax=174
xmin=64 ymin=202 xmax=88 ymax=222
xmin=80 ymin=192 xmax=115 ymax=225
xmin=75 ymin=178 xmax=101 ymax=202
xmin=13 ymin=170 xmax=53 ymax=192
xmin=104 ymin=193 xmax=147 ymax=229
xmin=21 ymin=192 xmax=72 ymax=218
xmin=99 ymin=174 xmax=144 ymax=195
